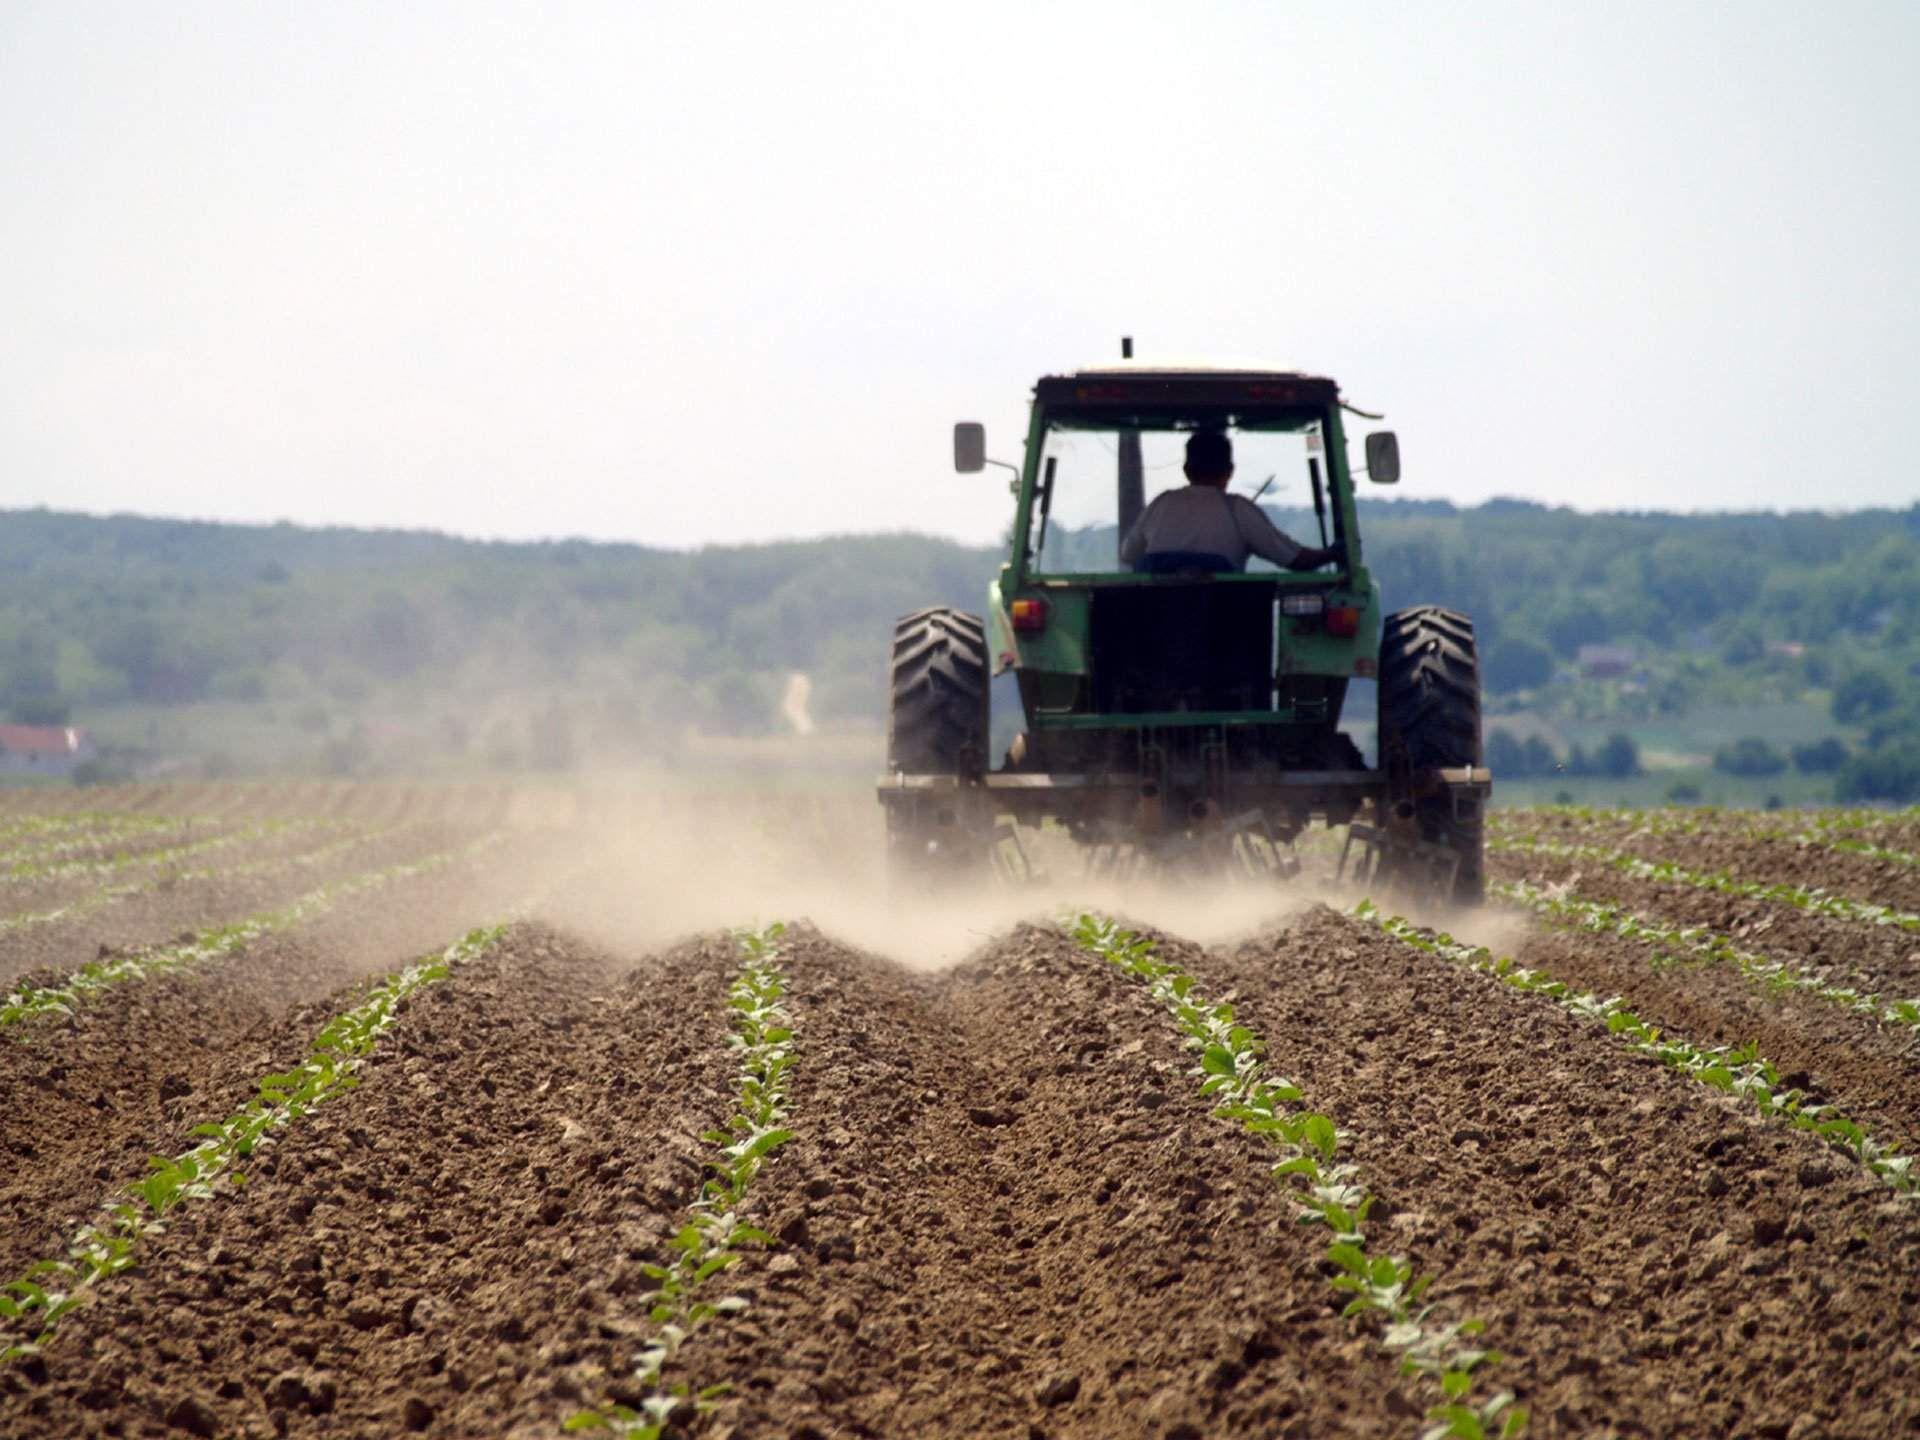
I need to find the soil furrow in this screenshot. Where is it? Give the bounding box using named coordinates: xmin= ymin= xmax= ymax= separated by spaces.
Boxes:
xmin=0 ymin=822 xmax=487 ymax=987
xmin=0 ymin=925 xmax=734 ymax=1440
xmin=1497 ymin=890 xmax=1920 ymax=1128
xmin=1190 ymin=907 xmax=1920 ymax=1439
xmin=1488 ymin=846 xmax=1920 ymax=997
xmin=1493 ymin=820 xmax=1920 ymax=916
xmin=0 ymin=838 xmax=548 ymax=1283
xmin=695 ymin=926 xmax=1405 ymax=1439
xmin=1493 ymin=904 xmax=1920 ymax=1147
xmin=0 ymin=818 xmax=231 ymax=878
xmin=0 ymin=822 xmax=396 ymax=948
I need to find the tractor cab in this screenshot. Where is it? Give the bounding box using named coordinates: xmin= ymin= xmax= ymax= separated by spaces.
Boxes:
xmin=959 ymin=365 xmax=1389 ymax=768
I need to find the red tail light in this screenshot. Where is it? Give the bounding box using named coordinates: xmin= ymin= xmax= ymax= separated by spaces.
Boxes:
xmin=1325 ymin=605 xmax=1361 ymax=638
xmin=1010 ymin=598 xmax=1049 ymax=633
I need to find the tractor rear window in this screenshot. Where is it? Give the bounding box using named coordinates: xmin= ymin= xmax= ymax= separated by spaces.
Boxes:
xmin=1030 ymin=420 xmax=1331 ymax=575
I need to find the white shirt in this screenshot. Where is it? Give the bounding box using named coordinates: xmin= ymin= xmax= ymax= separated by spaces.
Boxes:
xmin=1119 ymin=485 xmax=1305 ymax=570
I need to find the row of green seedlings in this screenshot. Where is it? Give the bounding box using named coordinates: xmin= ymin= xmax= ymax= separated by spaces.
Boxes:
xmin=1489 ymin=807 xmax=1920 ymax=873
xmin=1488 ymin=832 xmax=1920 ymax=934
xmin=0 ymin=819 xmax=415 ymax=939
xmin=1494 ymin=878 xmax=1920 ymax=1040
xmin=1072 ymin=915 xmax=1526 ymax=1440
xmin=0 ymin=923 xmax=509 ymax=1361
xmin=0 ymin=811 xmax=188 ymax=853
xmin=1355 ymin=903 xmax=1916 ymax=1195
xmin=0 ymin=813 xmax=229 ymax=873
xmin=0 ymin=831 xmax=505 ymax=1028
xmin=1495 ymin=802 xmax=1920 ymax=842
xmin=0 ymin=818 xmax=256 ymax=882
xmin=0 ymin=816 xmax=334 ymax=886
xmin=569 ymin=922 xmax=795 ymax=1440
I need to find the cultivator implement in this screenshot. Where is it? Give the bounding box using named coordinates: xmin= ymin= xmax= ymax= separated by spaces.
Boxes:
xmin=1337 ymin=820 xmax=1463 ymax=904
xmin=1076 ymin=808 xmax=1302 ymax=885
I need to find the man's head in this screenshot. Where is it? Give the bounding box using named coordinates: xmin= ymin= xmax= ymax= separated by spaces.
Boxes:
xmin=1184 ymin=430 xmax=1234 ymax=487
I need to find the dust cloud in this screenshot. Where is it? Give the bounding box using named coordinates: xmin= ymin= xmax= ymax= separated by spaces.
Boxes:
xmin=69 ymin=777 xmax=1482 ymax=973
xmin=518 ymin=785 xmax=1347 ymax=970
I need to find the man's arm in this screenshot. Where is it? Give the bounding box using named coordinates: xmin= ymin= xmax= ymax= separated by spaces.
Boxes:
xmin=1233 ymin=497 xmax=1335 ymax=570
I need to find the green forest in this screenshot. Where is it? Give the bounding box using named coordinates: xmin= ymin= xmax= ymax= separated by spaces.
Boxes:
xmin=4 ymin=501 xmax=1918 ymax=799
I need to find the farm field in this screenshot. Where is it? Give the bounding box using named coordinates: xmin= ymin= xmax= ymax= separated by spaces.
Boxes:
xmin=0 ymin=787 xmax=1917 ymax=1439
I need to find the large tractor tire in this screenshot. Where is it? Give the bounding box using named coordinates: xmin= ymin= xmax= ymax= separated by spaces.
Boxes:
xmin=885 ymin=607 xmax=990 ymax=888
xmin=1377 ymin=605 xmax=1484 ymax=904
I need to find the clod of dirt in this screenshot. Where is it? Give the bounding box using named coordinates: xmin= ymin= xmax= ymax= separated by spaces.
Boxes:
xmin=402 ymin=1394 xmax=435 ymax=1430
xmin=967 ymin=1105 xmax=1014 ymax=1126
xmin=1036 ymin=1373 xmax=1081 ymax=1406
xmin=163 ymin=1394 xmax=217 ymax=1437
xmin=1797 ymin=1160 xmax=1834 ymax=1188
xmin=345 ymin=1302 xmax=386 ymax=1332
xmin=266 ymin=1369 xmax=337 ymax=1415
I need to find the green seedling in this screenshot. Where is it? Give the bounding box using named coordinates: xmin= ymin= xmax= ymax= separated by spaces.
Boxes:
xmin=0 ymin=924 xmax=508 ymax=1362
xmin=0 ymin=812 xmax=201 ymax=871
xmin=1072 ymin=914 xmax=1525 ymax=1435
xmin=0 ymin=832 xmax=505 ymax=1029
xmin=1488 ymin=834 xmax=1920 ymax=933
xmin=1496 ymin=878 xmax=1920 ymax=1039
xmin=1492 ymin=804 xmax=1920 ymax=872
xmin=0 ymin=817 xmax=328 ymax=885
xmin=569 ymin=922 xmax=793 ymax=1440
xmin=1357 ymin=902 xmax=1917 ymax=1195
xmin=0 ymin=812 xmax=168 ymax=847
xmin=0 ymin=819 xmax=415 ymax=939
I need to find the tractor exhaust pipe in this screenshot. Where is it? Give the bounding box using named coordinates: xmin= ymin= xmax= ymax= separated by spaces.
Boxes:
xmin=1117 ymin=336 xmax=1143 ymax=558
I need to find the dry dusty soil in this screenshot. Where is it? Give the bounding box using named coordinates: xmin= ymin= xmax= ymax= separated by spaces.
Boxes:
xmin=1 ymin=789 xmax=1917 ymax=1440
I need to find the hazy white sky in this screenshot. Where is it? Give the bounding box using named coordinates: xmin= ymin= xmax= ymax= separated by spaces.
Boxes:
xmin=3 ymin=2 xmax=1916 ymax=548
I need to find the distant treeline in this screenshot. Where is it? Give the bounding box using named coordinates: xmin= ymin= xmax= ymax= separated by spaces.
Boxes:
xmin=3 ymin=501 xmax=1918 ymax=790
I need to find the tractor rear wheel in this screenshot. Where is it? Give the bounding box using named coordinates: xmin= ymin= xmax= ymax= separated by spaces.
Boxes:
xmin=885 ymin=607 xmax=990 ymax=887
xmin=1377 ymin=605 xmax=1484 ymax=904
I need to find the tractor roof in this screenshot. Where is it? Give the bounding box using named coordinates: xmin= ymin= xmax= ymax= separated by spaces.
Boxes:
xmin=1033 ymin=362 xmax=1340 ymax=426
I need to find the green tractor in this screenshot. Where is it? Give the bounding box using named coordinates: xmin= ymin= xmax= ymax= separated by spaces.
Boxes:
xmin=879 ymin=355 xmax=1489 ymax=904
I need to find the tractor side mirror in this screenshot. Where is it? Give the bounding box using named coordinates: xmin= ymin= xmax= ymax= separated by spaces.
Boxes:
xmin=1365 ymin=431 xmax=1400 ymax=484
xmin=954 ymin=422 xmax=986 ymax=474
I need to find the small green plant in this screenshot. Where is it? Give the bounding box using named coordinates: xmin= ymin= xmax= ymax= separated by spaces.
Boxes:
xmin=1491 ymin=805 xmax=1920 ymax=873
xmin=0 ymin=924 xmax=508 ymax=1362
xmin=0 ymin=816 xmax=331 ymax=885
xmin=0 ymin=820 xmax=412 ymax=940
xmin=1356 ymin=903 xmax=1916 ymax=1195
xmin=1496 ymin=878 xmax=1920 ymax=1038
xmin=568 ymin=923 xmax=794 ymax=1440
xmin=0 ymin=811 xmax=192 ymax=867
xmin=1071 ymin=915 xmax=1526 ymax=1440
xmin=0 ymin=831 xmax=504 ymax=1029
xmin=1488 ymin=833 xmax=1920 ymax=933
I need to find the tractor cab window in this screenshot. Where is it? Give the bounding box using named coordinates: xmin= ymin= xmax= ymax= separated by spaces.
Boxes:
xmin=1029 ymin=418 xmax=1334 ymax=576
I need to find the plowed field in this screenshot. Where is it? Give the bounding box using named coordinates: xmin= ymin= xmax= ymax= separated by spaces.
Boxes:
xmin=2 ymin=788 xmax=1917 ymax=1440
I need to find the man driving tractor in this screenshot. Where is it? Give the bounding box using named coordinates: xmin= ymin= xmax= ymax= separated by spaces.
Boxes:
xmin=1119 ymin=430 xmax=1337 ymax=575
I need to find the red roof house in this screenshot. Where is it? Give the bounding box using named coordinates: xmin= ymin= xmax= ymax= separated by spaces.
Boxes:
xmin=0 ymin=726 xmax=96 ymax=776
